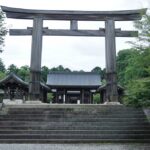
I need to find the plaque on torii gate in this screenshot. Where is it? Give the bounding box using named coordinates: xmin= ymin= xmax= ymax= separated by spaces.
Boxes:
xmin=1 ymin=6 xmax=146 ymax=102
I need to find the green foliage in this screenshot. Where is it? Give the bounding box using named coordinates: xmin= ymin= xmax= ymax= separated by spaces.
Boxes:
xmin=117 ymin=48 xmax=150 ymax=85
xmin=133 ymin=13 xmax=150 ymax=48
xmin=47 ymin=93 xmax=54 ymax=103
xmin=93 ymin=93 xmax=101 ymax=104
xmin=7 ymin=64 xmax=19 ymax=74
xmin=50 ymin=65 xmax=71 ymax=73
xmin=41 ymin=66 xmax=49 ymax=83
xmin=117 ymin=12 xmax=150 ymax=107
xmin=0 ymin=58 xmax=5 ymax=72
xmin=0 ymin=10 xmax=7 ymax=52
xmin=17 ymin=65 xmax=30 ymax=82
xmin=91 ymin=66 xmax=106 ymax=80
xmin=123 ymin=78 xmax=150 ymax=107
xmin=0 ymin=71 xmax=6 ymax=80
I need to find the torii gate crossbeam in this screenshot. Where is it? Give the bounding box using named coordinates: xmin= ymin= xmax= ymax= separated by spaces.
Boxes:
xmin=1 ymin=6 xmax=146 ymax=102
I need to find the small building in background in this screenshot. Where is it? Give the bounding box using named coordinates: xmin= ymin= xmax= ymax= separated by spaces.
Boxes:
xmin=98 ymin=84 xmax=124 ymax=103
xmin=0 ymin=73 xmax=50 ymax=102
xmin=46 ymin=72 xmax=101 ymax=104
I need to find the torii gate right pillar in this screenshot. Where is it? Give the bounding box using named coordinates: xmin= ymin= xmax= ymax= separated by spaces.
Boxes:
xmin=105 ymin=19 xmax=118 ymax=102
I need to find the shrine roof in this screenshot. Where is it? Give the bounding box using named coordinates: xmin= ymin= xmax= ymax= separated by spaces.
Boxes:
xmin=1 ymin=6 xmax=146 ymax=21
xmin=98 ymin=84 xmax=124 ymax=91
xmin=47 ymin=72 xmax=101 ymax=87
xmin=0 ymin=73 xmax=28 ymax=87
xmin=0 ymin=73 xmax=50 ymax=90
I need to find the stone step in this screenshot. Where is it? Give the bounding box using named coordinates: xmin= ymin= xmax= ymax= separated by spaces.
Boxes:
xmin=0 ymin=130 xmax=150 ymax=134
xmin=7 ymin=108 xmax=144 ymax=113
xmin=7 ymin=105 xmax=142 ymax=111
xmin=0 ymin=117 xmax=147 ymax=122
xmin=0 ymin=133 xmax=150 ymax=139
xmin=1 ymin=114 xmax=146 ymax=119
xmin=0 ymin=118 xmax=149 ymax=126
xmin=6 ymin=107 xmax=144 ymax=114
xmin=0 ymin=125 xmax=149 ymax=130
xmin=6 ymin=112 xmax=145 ymax=117
xmin=0 ymin=121 xmax=149 ymax=126
xmin=0 ymin=138 xmax=149 ymax=144
xmin=0 ymin=105 xmax=149 ymax=144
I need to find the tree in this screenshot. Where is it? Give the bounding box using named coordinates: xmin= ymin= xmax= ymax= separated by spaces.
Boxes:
xmin=133 ymin=12 xmax=150 ymax=48
xmin=93 ymin=93 xmax=101 ymax=104
xmin=7 ymin=64 xmax=19 ymax=74
xmin=118 ymin=12 xmax=150 ymax=107
xmin=91 ymin=66 xmax=105 ymax=80
xmin=50 ymin=65 xmax=71 ymax=72
xmin=0 ymin=10 xmax=7 ymax=52
xmin=64 ymin=68 xmax=71 ymax=72
xmin=91 ymin=66 xmax=102 ymax=74
xmin=117 ymin=49 xmax=143 ymax=85
xmin=0 ymin=71 xmax=5 ymax=80
xmin=123 ymin=78 xmax=150 ymax=107
xmin=47 ymin=93 xmax=54 ymax=103
xmin=0 ymin=58 xmax=5 ymax=72
xmin=41 ymin=66 xmax=49 ymax=82
xmin=17 ymin=65 xmax=30 ymax=81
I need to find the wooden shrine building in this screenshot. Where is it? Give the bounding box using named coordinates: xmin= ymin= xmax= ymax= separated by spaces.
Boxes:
xmin=0 ymin=73 xmax=50 ymax=102
xmin=47 ymin=72 xmax=101 ymax=104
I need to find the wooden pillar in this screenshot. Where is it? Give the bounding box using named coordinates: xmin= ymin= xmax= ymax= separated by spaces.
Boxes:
xmin=89 ymin=92 xmax=92 ymax=104
xmin=29 ymin=17 xmax=43 ymax=100
xmin=55 ymin=92 xmax=58 ymax=103
xmin=90 ymin=93 xmax=93 ymax=104
xmin=63 ymin=89 xmax=66 ymax=104
xmin=105 ymin=19 xmax=118 ymax=102
xmin=70 ymin=20 xmax=78 ymax=30
xmin=81 ymin=89 xmax=84 ymax=104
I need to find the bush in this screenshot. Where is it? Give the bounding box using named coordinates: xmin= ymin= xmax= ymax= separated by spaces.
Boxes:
xmin=123 ymin=78 xmax=150 ymax=107
xmin=47 ymin=93 xmax=54 ymax=103
xmin=93 ymin=93 xmax=101 ymax=104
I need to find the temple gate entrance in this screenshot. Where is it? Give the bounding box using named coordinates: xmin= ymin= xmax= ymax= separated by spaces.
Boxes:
xmin=1 ymin=6 xmax=146 ymax=102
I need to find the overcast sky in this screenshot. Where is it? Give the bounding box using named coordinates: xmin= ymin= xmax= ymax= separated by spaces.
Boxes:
xmin=0 ymin=0 xmax=150 ymax=71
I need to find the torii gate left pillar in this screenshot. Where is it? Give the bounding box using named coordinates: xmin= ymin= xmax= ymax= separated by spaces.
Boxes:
xmin=29 ymin=17 xmax=43 ymax=100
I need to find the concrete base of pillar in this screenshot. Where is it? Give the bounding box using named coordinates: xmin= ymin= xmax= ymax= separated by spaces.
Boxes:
xmin=25 ymin=100 xmax=42 ymax=104
xmin=2 ymin=99 xmax=23 ymax=105
xmin=103 ymin=101 xmax=122 ymax=105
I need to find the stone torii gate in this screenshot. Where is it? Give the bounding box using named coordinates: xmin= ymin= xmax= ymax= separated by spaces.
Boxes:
xmin=1 ymin=6 xmax=146 ymax=102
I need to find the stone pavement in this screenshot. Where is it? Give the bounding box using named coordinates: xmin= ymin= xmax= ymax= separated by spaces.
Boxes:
xmin=0 ymin=144 xmax=150 ymax=150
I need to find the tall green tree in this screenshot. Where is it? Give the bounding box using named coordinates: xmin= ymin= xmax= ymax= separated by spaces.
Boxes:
xmin=50 ymin=65 xmax=71 ymax=72
xmin=117 ymin=12 xmax=150 ymax=107
xmin=133 ymin=13 xmax=150 ymax=48
xmin=7 ymin=64 xmax=19 ymax=74
xmin=41 ymin=66 xmax=49 ymax=82
xmin=91 ymin=66 xmax=105 ymax=80
xmin=17 ymin=65 xmax=30 ymax=81
xmin=0 ymin=10 xmax=7 ymax=52
xmin=0 ymin=58 xmax=5 ymax=72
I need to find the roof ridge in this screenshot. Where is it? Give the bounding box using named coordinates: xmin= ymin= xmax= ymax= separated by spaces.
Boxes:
xmin=48 ymin=71 xmax=100 ymax=75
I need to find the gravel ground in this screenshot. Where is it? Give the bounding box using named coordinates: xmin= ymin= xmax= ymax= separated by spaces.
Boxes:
xmin=0 ymin=144 xmax=150 ymax=150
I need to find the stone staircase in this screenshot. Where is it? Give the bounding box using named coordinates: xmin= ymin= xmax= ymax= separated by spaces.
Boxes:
xmin=0 ymin=104 xmax=150 ymax=143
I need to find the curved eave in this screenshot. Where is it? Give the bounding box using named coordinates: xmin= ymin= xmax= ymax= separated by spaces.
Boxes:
xmin=0 ymin=73 xmax=28 ymax=88
xmin=1 ymin=6 xmax=147 ymax=21
xmin=40 ymin=82 xmax=50 ymax=91
xmin=97 ymin=84 xmax=124 ymax=92
xmin=47 ymin=85 xmax=101 ymax=88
